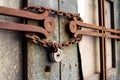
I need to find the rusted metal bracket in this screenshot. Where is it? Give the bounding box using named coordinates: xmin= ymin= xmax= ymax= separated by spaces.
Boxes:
xmin=0 ymin=6 xmax=49 ymax=20
xmin=0 ymin=6 xmax=56 ymax=38
xmin=0 ymin=21 xmax=49 ymax=38
xmin=0 ymin=6 xmax=119 ymax=40
xmin=72 ymin=17 xmax=120 ymax=40
xmin=0 ymin=6 xmax=83 ymax=63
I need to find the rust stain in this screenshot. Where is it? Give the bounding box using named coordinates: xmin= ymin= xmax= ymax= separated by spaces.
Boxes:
xmin=0 ymin=21 xmax=49 ymax=38
xmin=0 ymin=6 xmax=49 ymax=20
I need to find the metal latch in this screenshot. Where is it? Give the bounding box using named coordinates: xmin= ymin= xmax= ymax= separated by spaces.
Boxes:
xmin=0 ymin=6 xmax=83 ymax=62
xmin=1 ymin=6 xmax=120 ymax=63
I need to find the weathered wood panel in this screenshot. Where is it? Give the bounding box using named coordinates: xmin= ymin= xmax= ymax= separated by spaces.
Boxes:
xmin=59 ymin=0 xmax=80 ymax=80
xmin=0 ymin=0 xmax=22 ymax=80
xmin=27 ymin=0 xmax=60 ymax=80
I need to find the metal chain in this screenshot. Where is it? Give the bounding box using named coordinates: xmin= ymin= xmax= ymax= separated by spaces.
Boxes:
xmin=25 ymin=33 xmax=82 ymax=49
xmin=23 ymin=6 xmax=83 ymax=50
xmin=23 ymin=6 xmax=83 ymax=20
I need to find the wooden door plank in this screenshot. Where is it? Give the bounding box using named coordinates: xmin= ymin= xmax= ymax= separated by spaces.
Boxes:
xmin=27 ymin=0 xmax=60 ymax=80
xmin=0 ymin=0 xmax=22 ymax=80
xmin=59 ymin=0 xmax=80 ymax=80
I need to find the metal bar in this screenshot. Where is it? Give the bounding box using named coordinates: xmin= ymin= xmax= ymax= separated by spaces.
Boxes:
xmin=0 ymin=6 xmax=49 ymax=20
xmin=74 ymin=30 xmax=102 ymax=37
xmin=0 ymin=21 xmax=49 ymax=38
xmin=74 ymin=20 xmax=120 ymax=35
xmin=74 ymin=30 xmax=120 ymax=39
xmin=106 ymin=28 xmax=120 ymax=34
xmin=106 ymin=34 xmax=120 ymax=39
xmin=0 ymin=6 xmax=119 ymax=35
xmin=0 ymin=22 xmax=120 ymax=39
xmin=74 ymin=18 xmax=103 ymax=30
xmin=74 ymin=18 xmax=120 ymax=34
xmin=102 ymin=0 xmax=107 ymax=79
xmin=98 ymin=0 xmax=107 ymax=80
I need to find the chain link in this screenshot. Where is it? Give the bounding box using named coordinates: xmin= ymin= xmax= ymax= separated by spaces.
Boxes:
xmin=23 ymin=6 xmax=82 ymax=20
xmin=25 ymin=33 xmax=82 ymax=49
xmin=23 ymin=6 xmax=82 ymax=50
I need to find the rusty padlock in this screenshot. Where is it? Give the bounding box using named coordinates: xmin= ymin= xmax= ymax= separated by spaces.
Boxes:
xmin=48 ymin=48 xmax=63 ymax=62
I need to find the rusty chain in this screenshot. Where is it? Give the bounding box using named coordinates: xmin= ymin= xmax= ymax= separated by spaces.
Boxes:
xmin=23 ymin=6 xmax=83 ymax=20
xmin=23 ymin=6 xmax=83 ymax=51
xmin=25 ymin=34 xmax=82 ymax=50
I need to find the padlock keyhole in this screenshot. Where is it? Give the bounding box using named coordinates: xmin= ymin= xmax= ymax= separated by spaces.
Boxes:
xmin=48 ymin=48 xmax=63 ymax=62
xmin=57 ymin=54 xmax=60 ymax=57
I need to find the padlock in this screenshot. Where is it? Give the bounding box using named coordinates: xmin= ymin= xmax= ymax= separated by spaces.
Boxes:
xmin=48 ymin=48 xmax=63 ymax=62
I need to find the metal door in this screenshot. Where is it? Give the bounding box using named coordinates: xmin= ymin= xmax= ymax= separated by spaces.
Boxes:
xmin=0 ymin=0 xmax=82 ymax=80
xmin=26 ymin=0 xmax=81 ymax=80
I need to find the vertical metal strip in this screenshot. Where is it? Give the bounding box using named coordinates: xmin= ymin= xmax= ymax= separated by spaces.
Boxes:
xmin=98 ymin=0 xmax=107 ymax=80
xmin=98 ymin=0 xmax=105 ymax=79
xmin=102 ymin=0 xmax=107 ymax=80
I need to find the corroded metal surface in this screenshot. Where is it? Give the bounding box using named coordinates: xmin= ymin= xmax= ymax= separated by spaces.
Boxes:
xmin=0 ymin=6 xmax=120 ymax=40
xmin=0 ymin=3 xmax=119 ymax=40
xmin=0 ymin=5 xmax=119 ymax=52
xmin=44 ymin=17 xmax=55 ymax=32
xmin=25 ymin=34 xmax=82 ymax=49
xmin=98 ymin=0 xmax=107 ymax=80
xmin=0 ymin=6 xmax=49 ymax=20
xmin=0 ymin=21 xmax=49 ymax=38
xmin=0 ymin=0 xmax=119 ymax=80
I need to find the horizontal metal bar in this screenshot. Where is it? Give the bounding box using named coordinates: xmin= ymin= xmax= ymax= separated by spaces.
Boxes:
xmin=106 ymin=28 xmax=120 ymax=34
xmin=74 ymin=30 xmax=120 ymax=40
xmin=0 ymin=21 xmax=119 ymax=40
xmin=75 ymin=21 xmax=120 ymax=35
xmin=106 ymin=34 xmax=120 ymax=39
xmin=0 ymin=21 xmax=49 ymax=38
xmin=79 ymin=22 xmax=103 ymax=30
xmin=74 ymin=30 xmax=103 ymax=37
xmin=0 ymin=6 xmax=49 ymax=20
xmin=0 ymin=6 xmax=119 ymax=40
xmin=74 ymin=17 xmax=103 ymax=30
xmin=74 ymin=17 xmax=120 ymax=35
